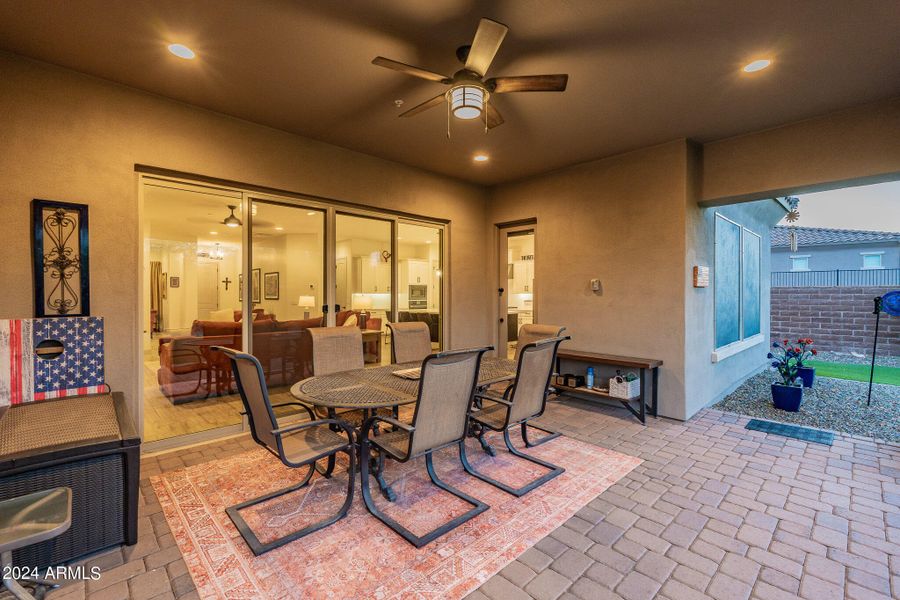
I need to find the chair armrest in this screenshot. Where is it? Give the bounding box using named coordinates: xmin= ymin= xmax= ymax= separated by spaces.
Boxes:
xmin=475 ymin=391 xmax=513 ymax=407
xmin=271 ymin=401 xmax=317 ymax=421
xmin=372 ymin=415 xmax=414 ymax=432
xmin=360 ymin=414 xmax=414 ymax=440
xmin=272 ymin=418 xmax=354 ymax=440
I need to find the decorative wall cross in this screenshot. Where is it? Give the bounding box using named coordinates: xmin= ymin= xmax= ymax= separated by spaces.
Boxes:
xmin=222 ymin=277 xmax=232 ymax=291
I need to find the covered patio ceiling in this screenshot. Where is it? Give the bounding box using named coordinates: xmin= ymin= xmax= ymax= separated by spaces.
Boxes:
xmin=0 ymin=0 xmax=898 ymax=185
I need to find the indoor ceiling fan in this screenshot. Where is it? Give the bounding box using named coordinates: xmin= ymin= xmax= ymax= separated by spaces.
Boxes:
xmin=372 ymin=17 xmax=568 ymax=134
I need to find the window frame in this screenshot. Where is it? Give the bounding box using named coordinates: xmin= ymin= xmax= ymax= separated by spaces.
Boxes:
xmin=712 ymin=213 xmax=764 ymax=360
xmin=860 ymin=251 xmax=884 ymax=270
xmin=790 ymin=255 xmax=811 ymax=271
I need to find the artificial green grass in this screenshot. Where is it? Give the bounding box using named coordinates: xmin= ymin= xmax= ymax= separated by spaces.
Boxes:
xmin=805 ymin=360 xmax=900 ymax=386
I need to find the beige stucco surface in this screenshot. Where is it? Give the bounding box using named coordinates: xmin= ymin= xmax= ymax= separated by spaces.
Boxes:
xmin=488 ymin=141 xmax=690 ymax=418
xmin=701 ymin=97 xmax=900 ymax=204
xmin=0 ymin=52 xmax=490 ymax=424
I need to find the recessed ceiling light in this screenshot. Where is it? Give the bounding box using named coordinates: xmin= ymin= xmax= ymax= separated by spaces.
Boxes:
xmin=209 ymin=231 xmax=218 ymax=235
xmin=425 ymin=240 xmax=432 ymax=244
xmin=307 ymin=211 xmax=317 ymax=216
xmin=742 ymin=59 xmax=771 ymax=73
xmin=274 ymin=226 xmax=284 ymax=231
xmin=473 ymin=154 xmax=490 ymax=162
xmin=167 ymin=43 xmax=196 ymax=60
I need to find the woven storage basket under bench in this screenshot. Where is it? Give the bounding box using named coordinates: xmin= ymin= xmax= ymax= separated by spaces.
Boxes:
xmin=0 ymin=393 xmax=140 ymax=568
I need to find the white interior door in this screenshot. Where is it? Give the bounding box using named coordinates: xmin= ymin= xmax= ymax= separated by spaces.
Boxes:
xmin=196 ymin=261 xmax=219 ymax=319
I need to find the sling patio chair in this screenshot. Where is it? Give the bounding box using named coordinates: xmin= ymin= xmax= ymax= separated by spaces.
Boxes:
xmin=462 ymin=335 xmax=570 ymax=497
xmin=515 ymin=324 xmax=567 ymax=359
xmin=386 ymin=321 xmax=433 ymax=364
xmin=359 ymin=346 xmax=493 ymax=548
xmin=212 ymin=347 xmax=355 ymax=556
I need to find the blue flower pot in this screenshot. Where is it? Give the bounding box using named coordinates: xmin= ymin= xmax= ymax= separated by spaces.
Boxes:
xmin=771 ymin=383 xmax=803 ymax=412
xmin=797 ymin=367 xmax=816 ymax=388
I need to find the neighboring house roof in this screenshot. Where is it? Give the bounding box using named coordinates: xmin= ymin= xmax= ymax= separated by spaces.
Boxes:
xmin=771 ymin=226 xmax=900 ymax=248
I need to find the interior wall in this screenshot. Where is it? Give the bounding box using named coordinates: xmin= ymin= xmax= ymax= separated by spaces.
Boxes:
xmin=0 ymin=51 xmax=489 ymax=426
xmin=488 ymin=140 xmax=690 ymax=419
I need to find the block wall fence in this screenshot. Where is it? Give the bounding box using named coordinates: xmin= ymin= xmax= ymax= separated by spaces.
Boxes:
xmin=770 ymin=287 xmax=899 ymax=357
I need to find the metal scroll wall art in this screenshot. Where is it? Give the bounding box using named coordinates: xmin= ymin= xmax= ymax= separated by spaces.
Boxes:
xmin=32 ymin=199 xmax=91 ymax=317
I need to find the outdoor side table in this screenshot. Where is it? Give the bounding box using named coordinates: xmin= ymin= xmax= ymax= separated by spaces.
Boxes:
xmin=0 ymin=487 xmax=72 ymax=600
xmin=0 ymin=393 xmax=140 ymax=569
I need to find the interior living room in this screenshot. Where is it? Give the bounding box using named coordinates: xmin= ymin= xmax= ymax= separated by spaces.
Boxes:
xmin=0 ymin=2 xmax=898 ymax=600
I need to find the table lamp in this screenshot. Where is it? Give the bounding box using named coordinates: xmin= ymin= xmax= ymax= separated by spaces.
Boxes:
xmin=297 ymin=295 xmax=316 ymax=319
xmin=352 ymin=294 xmax=374 ymax=329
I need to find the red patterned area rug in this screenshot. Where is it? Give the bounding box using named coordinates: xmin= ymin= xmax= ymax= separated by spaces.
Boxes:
xmin=152 ymin=433 xmax=641 ymax=599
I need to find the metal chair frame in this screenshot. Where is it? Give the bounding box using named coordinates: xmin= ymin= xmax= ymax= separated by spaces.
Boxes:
xmin=213 ymin=347 xmax=356 ymax=556
xmin=462 ymin=336 xmax=570 ymax=497
xmin=359 ymin=346 xmax=492 ymax=548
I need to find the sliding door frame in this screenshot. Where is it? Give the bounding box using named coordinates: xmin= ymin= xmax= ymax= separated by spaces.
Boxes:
xmin=137 ymin=172 xmax=449 ymax=453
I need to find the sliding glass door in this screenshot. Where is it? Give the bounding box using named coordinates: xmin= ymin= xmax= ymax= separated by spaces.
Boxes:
xmin=248 ymin=199 xmax=326 ymax=412
xmin=140 ymin=175 xmax=447 ymax=449
xmin=335 ymin=213 xmax=393 ymax=364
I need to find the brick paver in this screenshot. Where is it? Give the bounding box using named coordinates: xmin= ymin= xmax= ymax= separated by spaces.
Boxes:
xmin=43 ymin=400 xmax=899 ymax=599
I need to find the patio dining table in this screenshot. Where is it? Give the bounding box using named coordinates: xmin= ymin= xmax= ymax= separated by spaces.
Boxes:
xmin=289 ymin=356 xmax=518 ymax=498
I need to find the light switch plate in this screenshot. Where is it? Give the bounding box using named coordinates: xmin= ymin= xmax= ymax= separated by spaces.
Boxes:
xmin=590 ymin=278 xmax=601 ymax=291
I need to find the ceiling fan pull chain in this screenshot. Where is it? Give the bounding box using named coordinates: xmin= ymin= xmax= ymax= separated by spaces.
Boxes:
xmin=446 ymin=100 xmax=451 ymax=139
xmin=484 ymin=102 xmax=488 ymax=133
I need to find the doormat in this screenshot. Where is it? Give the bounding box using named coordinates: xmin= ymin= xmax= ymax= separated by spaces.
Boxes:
xmin=746 ymin=418 xmax=835 ymax=445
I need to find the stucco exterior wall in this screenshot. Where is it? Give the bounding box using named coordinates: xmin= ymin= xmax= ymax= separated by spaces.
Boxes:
xmin=488 ymin=141 xmax=691 ymax=419
xmin=701 ymin=97 xmax=900 ymax=204
xmin=684 ymin=195 xmax=787 ymax=417
xmin=0 ymin=52 xmax=490 ymax=428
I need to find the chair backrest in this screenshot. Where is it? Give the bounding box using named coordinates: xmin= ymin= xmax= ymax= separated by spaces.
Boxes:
xmin=516 ymin=324 xmax=567 ymax=359
xmin=387 ymin=321 xmax=432 ymax=364
xmin=509 ymin=335 xmax=569 ymax=423
xmin=309 ymin=327 xmax=364 ymax=376
xmin=406 ymin=346 xmax=492 ymax=457
xmin=212 ymin=347 xmax=278 ymax=452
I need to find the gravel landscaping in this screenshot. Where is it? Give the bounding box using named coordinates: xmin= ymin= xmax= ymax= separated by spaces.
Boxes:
xmin=714 ymin=370 xmax=900 ymax=444
xmin=816 ymin=349 xmax=900 ymax=368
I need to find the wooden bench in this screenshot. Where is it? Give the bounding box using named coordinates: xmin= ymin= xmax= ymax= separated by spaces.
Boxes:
xmin=554 ymin=350 xmax=663 ymax=424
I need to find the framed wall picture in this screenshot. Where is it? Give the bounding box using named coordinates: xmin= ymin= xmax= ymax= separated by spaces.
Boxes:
xmin=264 ymin=272 xmax=280 ymax=300
xmin=238 ymin=274 xmax=243 ymax=302
xmin=32 ymin=199 xmax=90 ymax=317
xmin=251 ymin=268 xmax=261 ymax=304
xmin=169 ymin=276 xmax=180 ymax=288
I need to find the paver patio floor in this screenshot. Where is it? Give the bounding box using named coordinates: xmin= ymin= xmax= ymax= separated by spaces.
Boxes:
xmin=46 ymin=398 xmax=900 ymax=600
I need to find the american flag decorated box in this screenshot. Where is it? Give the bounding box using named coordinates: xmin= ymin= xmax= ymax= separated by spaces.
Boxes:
xmin=0 ymin=316 xmax=106 ymax=406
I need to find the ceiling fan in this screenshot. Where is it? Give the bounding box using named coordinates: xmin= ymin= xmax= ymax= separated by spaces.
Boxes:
xmin=372 ymin=18 xmax=568 ymax=133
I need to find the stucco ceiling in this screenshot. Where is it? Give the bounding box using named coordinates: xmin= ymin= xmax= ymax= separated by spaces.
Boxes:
xmin=1 ymin=0 xmax=899 ymax=185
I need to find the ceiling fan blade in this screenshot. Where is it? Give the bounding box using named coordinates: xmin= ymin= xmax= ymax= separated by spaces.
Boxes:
xmin=487 ymin=74 xmax=569 ymax=93
xmin=485 ymin=102 xmax=504 ymax=129
xmin=399 ymin=94 xmax=445 ymax=117
xmin=465 ymin=18 xmax=509 ymax=76
xmin=372 ymin=57 xmax=450 ymax=83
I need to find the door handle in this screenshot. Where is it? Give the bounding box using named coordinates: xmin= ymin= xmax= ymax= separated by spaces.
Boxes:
xmin=499 ymin=318 xmax=505 ymax=323
xmin=498 ymin=287 xmax=504 ymax=296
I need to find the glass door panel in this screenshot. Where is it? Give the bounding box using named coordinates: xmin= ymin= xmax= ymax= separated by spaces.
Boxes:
xmin=142 ymin=180 xmax=244 ymax=442
xmin=503 ymin=229 xmax=535 ymax=359
xmin=249 ymin=200 xmax=326 ymax=412
xmin=397 ymin=222 xmax=443 ymax=352
xmin=335 ymin=213 xmax=392 ymax=365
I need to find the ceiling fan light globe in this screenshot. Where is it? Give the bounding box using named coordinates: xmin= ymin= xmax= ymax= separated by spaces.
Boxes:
xmin=449 ymin=85 xmax=485 ymax=120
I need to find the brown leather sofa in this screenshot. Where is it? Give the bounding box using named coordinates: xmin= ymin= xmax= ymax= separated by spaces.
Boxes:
xmin=157 ymin=310 xmax=380 ymax=403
